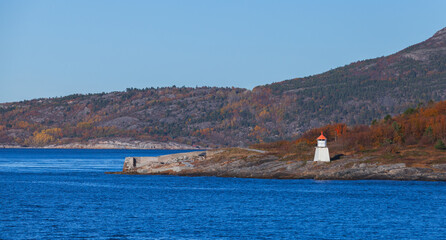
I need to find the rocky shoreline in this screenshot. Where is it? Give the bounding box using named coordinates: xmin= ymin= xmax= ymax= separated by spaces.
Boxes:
xmin=0 ymin=139 xmax=201 ymax=150
xmin=111 ymin=149 xmax=446 ymax=181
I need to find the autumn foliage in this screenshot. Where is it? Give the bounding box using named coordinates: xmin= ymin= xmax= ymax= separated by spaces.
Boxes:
xmin=25 ymin=128 xmax=62 ymax=146
xmin=254 ymin=101 xmax=446 ymax=153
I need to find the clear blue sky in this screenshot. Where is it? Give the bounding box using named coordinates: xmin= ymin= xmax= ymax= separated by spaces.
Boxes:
xmin=1 ymin=0 xmax=445 ymax=103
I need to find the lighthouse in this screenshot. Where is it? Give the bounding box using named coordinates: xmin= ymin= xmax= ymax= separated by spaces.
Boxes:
xmin=314 ymin=132 xmax=330 ymax=162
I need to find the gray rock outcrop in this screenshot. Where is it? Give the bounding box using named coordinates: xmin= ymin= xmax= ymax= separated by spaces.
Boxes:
xmin=116 ymin=149 xmax=446 ymax=181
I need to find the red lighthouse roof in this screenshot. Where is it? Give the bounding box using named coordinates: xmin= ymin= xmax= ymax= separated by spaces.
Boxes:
xmin=317 ymin=132 xmax=326 ymax=140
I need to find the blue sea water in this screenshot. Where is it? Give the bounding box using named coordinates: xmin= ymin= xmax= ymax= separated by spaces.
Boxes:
xmin=0 ymin=149 xmax=445 ymax=239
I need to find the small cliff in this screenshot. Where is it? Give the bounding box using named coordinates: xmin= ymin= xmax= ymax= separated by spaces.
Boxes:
xmin=114 ymin=148 xmax=446 ymax=181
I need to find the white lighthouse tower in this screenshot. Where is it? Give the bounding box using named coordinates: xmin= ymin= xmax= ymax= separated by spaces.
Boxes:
xmin=314 ymin=132 xmax=330 ymax=162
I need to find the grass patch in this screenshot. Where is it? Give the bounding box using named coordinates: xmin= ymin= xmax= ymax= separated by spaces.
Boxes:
xmin=402 ymin=150 xmax=429 ymax=157
xmin=360 ymin=148 xmax=378 ymax=153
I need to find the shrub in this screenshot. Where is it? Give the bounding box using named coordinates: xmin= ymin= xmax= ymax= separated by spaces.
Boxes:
xmin=434 ymin=140 xmax=446 ymax=150
xmin=404 ymin=107 xmax=416 ymax=115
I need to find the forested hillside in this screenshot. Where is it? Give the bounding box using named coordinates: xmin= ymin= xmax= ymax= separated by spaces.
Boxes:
xmin=253 ymin=100 xmax=446 ymax=164
xmin=1 ymin=28 xmax=446 ymax=148
xmin=260 ymin=27 xmax=446 ymax=129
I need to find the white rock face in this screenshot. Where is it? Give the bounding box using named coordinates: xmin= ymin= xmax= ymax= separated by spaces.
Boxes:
xmin=123 ymin=151 xmax=207 ymax=173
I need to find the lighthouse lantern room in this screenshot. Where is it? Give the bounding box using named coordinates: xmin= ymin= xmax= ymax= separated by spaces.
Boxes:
xmin=314 ymin=132 xmax=330 ymax=162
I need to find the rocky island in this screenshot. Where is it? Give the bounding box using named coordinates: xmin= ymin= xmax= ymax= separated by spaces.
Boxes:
xmin=110 ymin=147 xmax=446 ymax=181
